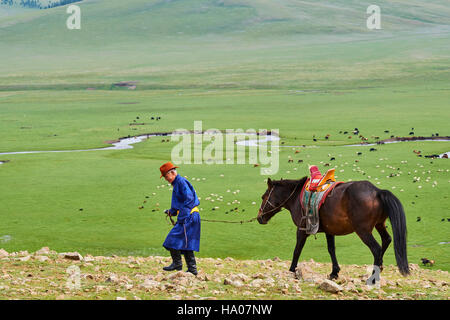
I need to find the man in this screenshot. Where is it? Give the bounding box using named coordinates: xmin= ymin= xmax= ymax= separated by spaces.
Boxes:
xmin=160 ymin=162 xmax=201 ymax=275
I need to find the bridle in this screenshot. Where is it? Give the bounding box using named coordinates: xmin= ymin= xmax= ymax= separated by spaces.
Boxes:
xmin=259 ymin=182 xmax=302 ymax=218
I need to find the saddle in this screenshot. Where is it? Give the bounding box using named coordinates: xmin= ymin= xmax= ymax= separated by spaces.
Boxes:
xmin=300 ymin=168 xmax=343 ymax=234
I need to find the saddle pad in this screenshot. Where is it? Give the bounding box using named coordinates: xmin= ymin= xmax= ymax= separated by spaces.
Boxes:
xmin=299 ymin=179 xmax=344 ymax=234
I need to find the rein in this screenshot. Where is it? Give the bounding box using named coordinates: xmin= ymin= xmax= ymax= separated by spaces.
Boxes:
xmin=165 ymin=212 xmax=258 ymax=226
xmin=164 ymin=181 xmax=303 ymax=226
xmin=259 ymin=182 xmax=303 ymax=219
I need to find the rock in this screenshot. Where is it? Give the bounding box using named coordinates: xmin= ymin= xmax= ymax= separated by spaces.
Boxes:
xmin=140 ymin=279 xmax=160 ymax=290
xmin=35 ymin=247 xmax=50 ymax=255
xmin=18 ymin=255 xmax=31 ymax=262
xmin=228 ymin=273 xmax=251 ymax=283
xmin=18 ymin=250 xmax=29 ymax=257
xmin=295 ymin=263 xmax=318 ymax=282
xmin=223 ymin=278 xmax=244 ymax=288
xmin=252 ymin=273 xmax=266 ymax=279
xmin=319 ymin=279 xmax=343 ymax=293
xmin=0 ymin=249 xmax=8 ymax=258
xmin=249 ymin=279 xmax=265 ymax=288
xmin=64 ymin=252 xmax=83 ymax=261
xmin=166 ymin=271 xmax=195 ymax=281
xmin=34 ymin=255 xmax=50 ymax=262
xmin=106 ymin=274 xmax=118 ymax=283
xmin=84 ymin=255 xmax=95 ymax=262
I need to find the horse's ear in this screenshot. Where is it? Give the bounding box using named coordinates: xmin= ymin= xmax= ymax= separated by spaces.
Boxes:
xmin=267 ymin=178 xmax=273 ymax=187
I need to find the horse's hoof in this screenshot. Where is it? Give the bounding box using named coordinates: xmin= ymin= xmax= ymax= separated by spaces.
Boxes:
xmin=289 ymin=268 xmax=296 ymax=273
xmin=328 ymin=274 xmax=338 ymax=280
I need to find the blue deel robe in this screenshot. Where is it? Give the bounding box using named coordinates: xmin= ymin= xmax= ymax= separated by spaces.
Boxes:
xmin=163 ymin=175 xmax=201 ymax=252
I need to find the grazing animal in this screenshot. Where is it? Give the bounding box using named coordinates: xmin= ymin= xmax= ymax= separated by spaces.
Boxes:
xmin=298 ymin=160 xmax=303 ymax=163
xmin=421 ymin=258 xmax=435 ymax=267
xmin=370 ymin=148 xmax=377 ymax=152
xmin=257 ymin=177 xmax=409 ymax=279
xmin=416 ymin=217 xmax=421 ymax=222
xmin=330 ymin=157 xmax=335 ymax=161
xmin=357 ymin=152 xmax=362 ymax=156
xmin=409 ymin=132 xmax=414 ymax=135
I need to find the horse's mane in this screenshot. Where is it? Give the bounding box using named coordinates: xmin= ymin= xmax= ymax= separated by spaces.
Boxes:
xmin=272 ymin=176 xmax=308 ymax=188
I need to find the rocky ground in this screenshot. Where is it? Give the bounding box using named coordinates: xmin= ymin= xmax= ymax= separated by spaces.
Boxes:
xmin=0 ymin=247 xmax=448 ymax=300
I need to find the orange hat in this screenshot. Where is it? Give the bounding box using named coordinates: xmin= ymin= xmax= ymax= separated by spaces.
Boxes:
xmin=160 ymin=162 xmax=179 ymax=178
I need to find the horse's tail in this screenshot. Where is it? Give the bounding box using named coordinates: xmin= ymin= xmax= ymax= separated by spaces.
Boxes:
xmin=378 ymin=189 xmax=410 ymax=276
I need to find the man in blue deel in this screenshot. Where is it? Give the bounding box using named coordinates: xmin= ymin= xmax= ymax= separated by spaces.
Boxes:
xmin=160 ymin=162 xmax=201 ymax=275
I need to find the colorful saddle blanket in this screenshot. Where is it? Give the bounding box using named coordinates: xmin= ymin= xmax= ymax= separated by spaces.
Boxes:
xmin=299 ymin=171 xmax=343 ymax=234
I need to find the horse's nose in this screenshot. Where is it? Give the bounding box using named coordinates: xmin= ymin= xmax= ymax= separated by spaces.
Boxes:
xmin=257 ymin=211 xmax=266 ymax=224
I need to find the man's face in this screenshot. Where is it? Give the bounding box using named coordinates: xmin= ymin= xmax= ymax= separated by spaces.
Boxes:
xmin=164 ymin=169 xmax=177 ymax=183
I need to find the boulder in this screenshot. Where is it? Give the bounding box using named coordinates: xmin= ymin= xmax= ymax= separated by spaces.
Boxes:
xmin=18 ymin=255 xmax=31 ymax=262
xmin=223 ymin=278 xmax=244 ymax=288
xmin=35 ymin=247 xmax=50 ymax=255
xmin=295 ymin=263 xmax=318 ymax=282
xmin=140 ymin=279 xmax=160 ymax=290
xmin=63 ymin=252 xmax=83 ymax=261
xmin=319 ymin=279 xmax=343 ymax=293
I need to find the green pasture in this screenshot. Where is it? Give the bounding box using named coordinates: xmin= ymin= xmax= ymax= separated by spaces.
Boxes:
xmin=0 ymin=0 xmax=449 ymax=272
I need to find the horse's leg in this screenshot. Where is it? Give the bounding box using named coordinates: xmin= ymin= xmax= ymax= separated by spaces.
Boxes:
xmin=355 ymin=230 xmax=383 ymax=271
xmin=289 ymin=228 xmax=309 ymax=272
xmin=326 ymin=234 xmax=340 ymax=279
xmin=375 ymin=222 xmax=392 ymax=272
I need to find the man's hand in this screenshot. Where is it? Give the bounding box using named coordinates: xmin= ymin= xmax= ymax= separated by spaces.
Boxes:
xmin=164 ymin=209 xmax=171 ymax=216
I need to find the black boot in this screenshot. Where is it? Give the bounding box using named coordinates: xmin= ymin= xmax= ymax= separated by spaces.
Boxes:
xmin=183 ymin=250 xmax=198 ymax=276
xmin=163 ymin=249 xmax=182 ymax=271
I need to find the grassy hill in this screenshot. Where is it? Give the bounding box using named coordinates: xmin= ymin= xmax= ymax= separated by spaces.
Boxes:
xmin=0 ymin=0 xmax=449 ymax=90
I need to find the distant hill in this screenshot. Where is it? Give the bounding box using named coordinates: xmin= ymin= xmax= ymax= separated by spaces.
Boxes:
xmin=0 ymin=0 xmax=449 ymax=90
xmin=1 ymin=0 xmax=81 ymax=9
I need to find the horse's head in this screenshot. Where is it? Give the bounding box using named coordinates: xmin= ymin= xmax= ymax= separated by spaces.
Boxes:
xmin=257 ymin=177 xmax=306 ymax=224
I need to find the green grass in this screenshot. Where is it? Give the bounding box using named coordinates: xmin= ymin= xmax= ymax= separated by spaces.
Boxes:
xmin=0 ymin=0 xmax=449 ymax=276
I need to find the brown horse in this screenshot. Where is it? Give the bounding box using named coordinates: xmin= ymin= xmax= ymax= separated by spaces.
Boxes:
xmin=257 ymin=177 xmax=409 ymax=279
